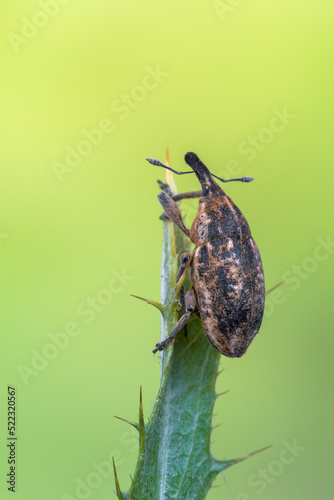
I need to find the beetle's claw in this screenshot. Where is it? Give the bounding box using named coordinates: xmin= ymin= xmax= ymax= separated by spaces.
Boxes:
xmin=153 ymin=343 xmax=161 ymax=353
xmin=153 ymin=339 xmax=170 ymax=353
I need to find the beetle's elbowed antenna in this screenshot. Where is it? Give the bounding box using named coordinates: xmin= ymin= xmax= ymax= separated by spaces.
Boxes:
xmin=146 ymin=158 xmax=194 ymax=176
xmin=146 ymin=156 xmax=254 ymax=183
xmin=212 ymin=173 xmax=254 ymax=183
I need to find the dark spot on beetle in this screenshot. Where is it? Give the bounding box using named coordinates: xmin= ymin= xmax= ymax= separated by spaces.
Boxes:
xmin=210 ymin=239 xmax=234 ymax=261
xmin=216 ymin=265 xmax=235 ymax=291
xmin=199 ymin=245 xmax=209 ymax=264
xmin=208 ymin=220 xmax=223 ymax=240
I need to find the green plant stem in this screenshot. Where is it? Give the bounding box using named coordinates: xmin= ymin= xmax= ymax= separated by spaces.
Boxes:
xmin=114 ymin=173 xmax=267 ymax=500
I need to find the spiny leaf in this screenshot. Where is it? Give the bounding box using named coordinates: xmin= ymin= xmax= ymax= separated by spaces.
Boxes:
xmin=113 ymin=415 xmax=139 ymax=432
xmin=130 ymin=294 xmax=166 ymax=314
xmin=112 ymin=458 xmax=124 ymax=499
xmin=211 ymin=445 xmax=272 ymax=473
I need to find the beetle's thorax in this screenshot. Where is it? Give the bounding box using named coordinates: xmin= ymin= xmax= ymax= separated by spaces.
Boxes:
xmin=190 ymin=193 xmax=251 ymax=246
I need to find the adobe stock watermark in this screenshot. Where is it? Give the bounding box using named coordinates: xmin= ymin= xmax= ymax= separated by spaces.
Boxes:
xmin=265 ymin=235 xmax=334 ymax=318
xmin=17 ymin=268 xmax=134 ymax=385
xmin=52 ymin=65 xmax=169 ymax=182
xmin=236 ymin=439 xmax=306 ymax=499
xmin=216 ymin=107 xmax=296 ymax=181
xmin=7 ymin=0 xmax=72 ymax=53
xmin=213 ymin=0 xmax=245 ymax=21
xmin=61 ymin=427 xmax=138 ymax=499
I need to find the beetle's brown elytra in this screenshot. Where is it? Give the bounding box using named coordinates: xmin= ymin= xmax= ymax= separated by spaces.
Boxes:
xmin=147 ymin=152 xmax=265 ymax=358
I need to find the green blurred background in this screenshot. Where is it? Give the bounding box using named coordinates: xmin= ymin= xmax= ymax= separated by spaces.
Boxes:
xmin=1 ymin=1 xmax=333 ymax=499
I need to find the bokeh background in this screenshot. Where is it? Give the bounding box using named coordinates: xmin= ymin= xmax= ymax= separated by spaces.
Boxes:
xmin=1 ymin=1 xmax=333 ymax=499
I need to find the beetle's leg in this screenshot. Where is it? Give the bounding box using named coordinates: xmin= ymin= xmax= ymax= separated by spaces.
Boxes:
xmin=158 ymin=186 xmax=203 ymax=220
xmin=157 ymin=192 xmax=190 ymax=237
xmin=158 ymin=185 xmax=202 ymax=202
xmin=177 ymin=285 xmax=185 ymax=313
xmin=153 ymin=286 xmax=196 ymax=353
xmin=176 ymin=253 xmax=191 ymax=281
xmin=176 ymin=253 xmax=191 ymax=313
xmin=157 ymin=181 xmax=174 ymax=220
xmin=172 ymin=190 xmax=202 ymax=202
xmin=157 ymin=179 xmax=174 ymax=197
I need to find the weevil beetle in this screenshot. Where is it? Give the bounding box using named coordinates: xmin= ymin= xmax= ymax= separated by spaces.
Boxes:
xmin=147 ymin=152 xmax=265 ymax=358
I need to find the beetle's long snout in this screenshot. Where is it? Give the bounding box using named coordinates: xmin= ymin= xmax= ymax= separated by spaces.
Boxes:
xmin=185 ymin=152 xmax=221 ymax=196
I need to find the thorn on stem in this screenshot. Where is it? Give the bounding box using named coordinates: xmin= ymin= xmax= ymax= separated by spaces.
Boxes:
xmin=130 ymin=294 xmax=165 ymax=313
xmin=265 ymin=281 xmax=284 ymax=296
xmin=212 ymin=422 xmax=222 ymax=430
xmin=114 ymin=415 xmax=139 ymax=432
xmin=216 ymin=390 xmax=230 ymax=398
xmin=244 ymin=444 xmax=273 ymax=459
xmin=112 ymin=458 xmax=123 ymax=499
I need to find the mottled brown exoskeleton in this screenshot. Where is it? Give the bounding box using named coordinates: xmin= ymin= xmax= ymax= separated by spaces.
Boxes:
xmin=147 ymin=152 xmax=265 ymax=358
